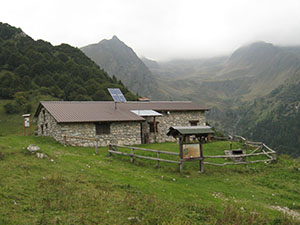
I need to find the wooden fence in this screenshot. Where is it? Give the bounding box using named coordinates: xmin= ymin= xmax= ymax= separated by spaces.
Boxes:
xmin=108 ymin=144 xmax=182 ymax=168
xmin=108 ymin=135 xmax=276 ymax=172
xmin=203 ymin=135 xmax=276 ymax=168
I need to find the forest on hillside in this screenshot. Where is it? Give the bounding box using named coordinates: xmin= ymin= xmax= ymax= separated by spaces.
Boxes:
xmin=237 ymin=81 xmax=300 ymax=157
xmin=0 ymin=23 xmax=136 ymax=114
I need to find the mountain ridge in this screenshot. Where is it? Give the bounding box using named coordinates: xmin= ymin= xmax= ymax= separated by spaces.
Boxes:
xmin=143 ymin=41 xmax=300 ymax=156
xmin=0 ymin=22 xmax=137 ymax=114
xmin=81 ymin=36 xmax=163 ymax=99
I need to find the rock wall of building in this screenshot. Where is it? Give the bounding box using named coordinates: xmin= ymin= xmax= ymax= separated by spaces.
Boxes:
xmin=37 ymin=107 xmax=141 ymax=147
xmin=59 ymin=121 xmax=141 ymax=147
xmin=37 ymin=106 xmax=206 ymax=147
xmin=152 ymin=111 xmax=206 ymax=143
xmin=37 ymin=108 xmax=62 ymax=139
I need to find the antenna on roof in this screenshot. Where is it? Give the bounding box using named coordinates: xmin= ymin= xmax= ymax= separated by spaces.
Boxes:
xmin=108 ymin=88 xmax=127 ymax=110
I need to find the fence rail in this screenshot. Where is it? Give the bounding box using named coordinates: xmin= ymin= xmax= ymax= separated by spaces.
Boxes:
xmin=208 ymin=135 xmax=276 ymax=167
xmin=62 ymin=134 xmax=276 ymax=172
xmin=112 ymin=144 xmax=179 ymax=156
xmin=108 ymin=145 xmax=181 ymax=169
xmin=108 ymin=135 xmax=276 ymax=172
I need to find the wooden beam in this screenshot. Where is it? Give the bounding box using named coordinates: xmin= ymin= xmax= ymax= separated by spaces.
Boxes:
xmin=204 ymin=159 xmax=274 ymax=166
xmin=204 ymin=151 xmax=275 ymax=159
xmin=108 ymin=150 xmax=180 ymax=164
xmin=112 ymin=145 xmax=179 ymax=155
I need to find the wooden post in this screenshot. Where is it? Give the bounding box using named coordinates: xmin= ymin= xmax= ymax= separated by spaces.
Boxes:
xmin=29 ymin=116 xmax=31 ymax=136
xmin=199 ymin=142 xmax=204 ymax=173
xmin=245 ymin=156 xmax=249 ymax=170
xmin=130 ymin=148 xmax=135 ymax=163
xmin=179 ymin=137 xmax=183 ymax=159
xmin=179 ymin=160 xmax=183 ymax=172
xmin=157 ymin=152 xmax=160 ymax=168
xmin=95 ymin=139 xmax=99 ymax=154
xmin=108 ymin=144 xmax=112 ymax=156
xmin=23 ymin=114 xmax=31 ymax=136
xmin=199 ymin=159 xmax=204 ymax=173
xmin=153 ymin=117 xmax=157 ymax=142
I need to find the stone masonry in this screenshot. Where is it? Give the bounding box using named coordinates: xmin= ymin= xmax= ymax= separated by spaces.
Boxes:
xmin=37 ymin=107 xmax=206 ymax=147
xmin=37 ymin=107 xmax=141 ymax=147
xmin=148 ymin=110 xmax=206 ymax=143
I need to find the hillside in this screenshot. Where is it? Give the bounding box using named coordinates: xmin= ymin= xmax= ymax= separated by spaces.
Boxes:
xmin=219 ymin=42 xmax=300 ymax=99
xmin=0 ymin=133 xmax=300 ymax=224
xmin=236 ymin=77 xmax=300 ymax=157
xmin=81 ymin=36 xmax=163 ymax=99
xmin=145 ymin=42 xmax=300 ymax=104
xmin=0 ymin=23 xmax=136 ymax=115
xmin=144 ymin=42 xmax=300 ymax=156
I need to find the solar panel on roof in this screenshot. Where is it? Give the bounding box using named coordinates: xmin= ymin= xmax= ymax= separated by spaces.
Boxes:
xmin=108 ymin=88 xmax=127 ymax=102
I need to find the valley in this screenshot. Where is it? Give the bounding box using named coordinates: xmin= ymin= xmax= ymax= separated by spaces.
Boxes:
xmin=81 ymin=36 xmax=300 ymax=156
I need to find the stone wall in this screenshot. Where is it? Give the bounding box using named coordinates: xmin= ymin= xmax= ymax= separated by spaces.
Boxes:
xmin=37 ymin=106 xmax=206 ymax=147
xmin=148 ymin=111 xmax=206 ymax=143
xmin=37 ymin=108 xmax=61 ymax=139
xmin=59 ymin=121 xmax=141 ymax=147
xmin=37 ymin=107 xmax=141 ymax=147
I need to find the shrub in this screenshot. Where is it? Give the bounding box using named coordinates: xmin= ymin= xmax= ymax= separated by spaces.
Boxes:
xmin=4 ymin=102 xmax=20 ymax=114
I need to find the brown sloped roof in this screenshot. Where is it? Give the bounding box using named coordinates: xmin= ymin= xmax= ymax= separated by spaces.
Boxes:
xmin=35 ymin=101 xmax=209 ymax=123
xmin=118 ymin=101 xmax=209 ymax=111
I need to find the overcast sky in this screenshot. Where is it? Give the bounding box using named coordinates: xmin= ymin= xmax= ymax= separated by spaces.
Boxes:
xmin=2 ymin=0 xmax=300 ymax=61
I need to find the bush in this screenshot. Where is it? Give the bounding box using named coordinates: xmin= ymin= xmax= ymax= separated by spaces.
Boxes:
xmin=4 ymin=102 xmax=20 ymax=114
xmin=23 ymin=103 xmax=32 ymax=113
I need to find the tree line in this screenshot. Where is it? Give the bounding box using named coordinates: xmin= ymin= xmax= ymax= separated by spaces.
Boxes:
xmin=0 ymin=22 xmax=137 ymax=114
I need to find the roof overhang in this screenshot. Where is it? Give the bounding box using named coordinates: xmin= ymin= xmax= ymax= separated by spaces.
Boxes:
xmin=131 ymin=110 xmax=162 ymax=117
xmin=167 ymin=126 xmax=214 ymax=137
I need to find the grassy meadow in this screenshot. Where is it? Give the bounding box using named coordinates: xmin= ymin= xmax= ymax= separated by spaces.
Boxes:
xmin=0 ymin=102 xmax=300 ymax=224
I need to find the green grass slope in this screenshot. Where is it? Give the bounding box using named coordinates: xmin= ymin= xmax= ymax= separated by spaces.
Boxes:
xmin=0 ymin=135 xmax=300 ymax=224
xmin=0 ymin=100 xmax=24 ymax=136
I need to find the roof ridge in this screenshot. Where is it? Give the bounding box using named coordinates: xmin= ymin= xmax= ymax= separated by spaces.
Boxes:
xmin=41 ymin=101 xmax=194 ymax=103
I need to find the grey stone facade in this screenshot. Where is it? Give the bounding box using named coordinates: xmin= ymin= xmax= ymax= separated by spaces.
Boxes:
xmin=145 ymin=111 xmax=206 ymax=143
xmin=37 ymin=107 xmax=141 ymax=147
xmin=37 ymin=107 xmax=206 ymax=147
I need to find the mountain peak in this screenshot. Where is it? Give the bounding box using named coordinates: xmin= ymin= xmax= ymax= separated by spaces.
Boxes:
xmin=112 ymin=35 xmax=119 ymax=40
xmin=229 ymin=41 xmax=279 ymax=64
xmin=80 ymin=35 xmax=161 ymax=99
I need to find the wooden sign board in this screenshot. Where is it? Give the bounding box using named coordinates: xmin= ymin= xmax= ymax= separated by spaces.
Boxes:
xmin=24 ymin=117 xmax=30 ymax=127
xmin=22 ymin=114 xmax=31 ymax=136
xmin=182 ymin=143 xmax=201 ymax=160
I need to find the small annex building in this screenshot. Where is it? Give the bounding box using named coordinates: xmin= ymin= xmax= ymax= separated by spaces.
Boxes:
xmin=34 ymin=101 xmax=209 ymax=147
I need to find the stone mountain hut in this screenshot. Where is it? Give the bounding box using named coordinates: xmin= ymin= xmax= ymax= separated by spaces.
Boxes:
xmin=34 ymin=101 xmax=209 ymax=147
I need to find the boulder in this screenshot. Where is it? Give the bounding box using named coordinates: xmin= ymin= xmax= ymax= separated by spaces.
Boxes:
xmin=36 ymin=153 xmax=48 ymax=159
xmin=27 ymin=144 xmax=40 ymax=153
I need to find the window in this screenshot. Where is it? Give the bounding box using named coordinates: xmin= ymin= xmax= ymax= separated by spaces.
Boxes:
xmin=42 ymin=109 xmax=46 ymax=122
xmin=189 ymin=120 xmax=199 ymax=126
xmin=95 ymin=123 xmax=111 ymax=135
xmin=148 ymin=122 xmax=159 ymax=133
